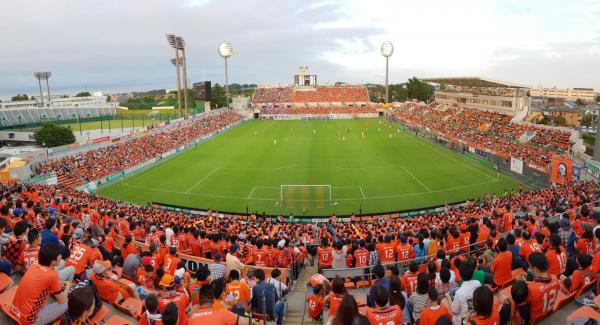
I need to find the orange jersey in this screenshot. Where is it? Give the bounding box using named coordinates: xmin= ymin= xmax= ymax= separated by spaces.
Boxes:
xmin=365 ymin=305 xmax=402 ymax=325
xmin=419 ymin=305 xmax=451 ymax=325
xmin=317 ymin=247 xmax=333 ymax=267
xmin=306 ymin=294 xmax=324 ymax=319
xmin=490 ymin=251 xmax=512 ymax=286
xmin=520 ymin=240 xmax=542 ymax=260
xmin=354 ymin=248 xmax=369 ymax=267
xmin=308 ymin=273 xmax=328 ymax=287
xmin=401 ymin=272 xmax=419 ymax=296
xmin=251 ymin=248 xmax=270 ymax=267
xmin=188 ymin=307 xmax=240 ymax=325
xmin=396 ymin=243 xmax=415 ymax=262
xmin=326 ymin=292 xmax=344 ymax=316
xmin=225 ymin=281 xmax=251 ymax=306
xmin=545 ymin=247 xmax=567 ymax=276
xmin=570 ymin=268 xmax=592 ymax=293
xmin=11 ymin=264 xmax=62 ymax=324
xmin=19 ymin=246 xmax=40 ymax=271
xmin=377 ymin=243 xmax=396 ymax=263
xmin=163 ymin=254 xmax=180 ymax=275
xmin=66 ymin=243 xmax=96 ymax=275
xmin=526 ymin=276 xmax=560 ymax=321
xmin=158 ymin=291 xmax=189 ymax=325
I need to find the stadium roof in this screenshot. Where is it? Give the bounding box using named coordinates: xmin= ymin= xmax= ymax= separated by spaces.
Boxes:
xmin=419 ymin=77 xmax=529 ymax=88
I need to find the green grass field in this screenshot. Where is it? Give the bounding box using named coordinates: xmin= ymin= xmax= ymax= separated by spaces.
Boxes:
xmin=95 ymin=119 xmax=521 ymax=216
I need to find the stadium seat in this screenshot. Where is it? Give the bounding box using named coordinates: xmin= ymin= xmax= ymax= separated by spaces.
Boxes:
xmin=566 ymin=306 xmax=600 ymax=323
xmin=553 ymin=289 xmax=575 ymax=311
xmin=105 ymin=315 xmax=135 ymax=325
xmin=0 ymin=287 xmax=21 ymax=324
xmin=576 ymin=279 xmax=597 ymax=297
xmin=252 ymin=312 xmax=273 ymax=322
xmin=90 ymin=305 xmax=110 ymax=324
xmin=114 ymin=297 xmax=143 ymax=319
xmin=0 ymin=273 xmax=14 ymax=293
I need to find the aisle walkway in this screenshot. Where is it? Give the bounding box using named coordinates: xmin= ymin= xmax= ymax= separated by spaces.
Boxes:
xmin=283 ymin=265 xmax=321 ymax=325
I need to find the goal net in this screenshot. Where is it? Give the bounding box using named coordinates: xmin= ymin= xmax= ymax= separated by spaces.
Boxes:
xmin=280 ymin=184 xmax=332 ymax=209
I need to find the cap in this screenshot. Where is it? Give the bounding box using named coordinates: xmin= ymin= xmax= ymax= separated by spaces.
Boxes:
xmin=278 ymin=239 xmax=286 ymax=248
xmin=94 ymin=260 xmax=112 ymax=274
xmin=230 ymin=244 xmax=239 ymax=253
xmin=160 ymin=274 xmax=175 ymax=287
xmin=141 ymin=256 xmax=152 ymax=266
xmin=49 ymin=208 xmax=56 ymax=214
xmin=91 ymin=239 xmax=99 ymax=248
xmin=214 ymin=253 xmax=222 ymax=261
xmin=560 ymin=218 xmax=571 ymax=229
xmin=150 ymin=226 xmax=157 ymax=232
xmin=73 ymin=228 xmax=84 ymax=239
xmin=13 ymin=208 xmax=22 ymax=216
xmin=174 ymin=267 xmax=185 ymax=279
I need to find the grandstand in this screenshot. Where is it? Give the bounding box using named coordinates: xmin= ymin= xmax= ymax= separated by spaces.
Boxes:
xmin=252 ymin=85 xmax=375 ymax=115
xmin=0 ymin=106 xmax=116 ymax=129
xmin=1 ymin=79 xmax=598 ymax=325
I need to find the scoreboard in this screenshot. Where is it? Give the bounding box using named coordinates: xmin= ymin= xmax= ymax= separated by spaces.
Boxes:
xmin=294 ymin=74 xmax=317 ymax=86
xmin=294 ymin=65 xmax=317 ymax=86
xmin=193 ymin=81 xmax=212 ymax=101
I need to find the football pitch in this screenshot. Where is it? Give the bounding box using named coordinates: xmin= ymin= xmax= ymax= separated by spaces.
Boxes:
xmin=95 ymin=119 xmax=521 ymax=216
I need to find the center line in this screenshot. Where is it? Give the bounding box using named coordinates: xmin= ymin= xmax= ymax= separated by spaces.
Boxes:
xmin=185 ymin=168 xmax=218 ymax=194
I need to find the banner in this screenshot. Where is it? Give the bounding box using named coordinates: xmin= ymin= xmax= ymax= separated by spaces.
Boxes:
xmin=510 ymin=157 xmax=524 ymax=175
xmin=550 ymin=156 xmax=572 ymax=184
xmin=20 ymin=172 xmax=57 ymax=186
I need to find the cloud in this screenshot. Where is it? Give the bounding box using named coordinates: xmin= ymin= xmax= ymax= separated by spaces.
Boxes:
xmin=0 ymin=0 xmax=598 ymax=97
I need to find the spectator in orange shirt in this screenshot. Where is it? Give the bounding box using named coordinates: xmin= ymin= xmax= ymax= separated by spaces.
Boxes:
xmin=468 ymin=286 xmax=500 ymax=325
xmin=161 ymin=302 xmax=179 ymax=325
xmin=65 ymin=285 xmax=96 ymax=325
xmin=306 ymin=283 xmax=324 ymax=321
xmin=561 ymin=253 xmax=593 ymax=293
xmin=163 ymin=247 xmax=180 ymax=276
xmin=187 ymin=284 xmax=249 ymax=325
xmin=90 ymin=260 xmax=132 ymax=304
xmin=490 ymin=238 xmax=512 ymax=287
xmin=65 ymin=238 xmax=96 ymax=280
xmin=139 ymin=294 xmax=161 ymax=325
xmin=419 ymin=287 xmax=451 ymax=325
xmin=10 ymin=243 xmax=71 ymax=325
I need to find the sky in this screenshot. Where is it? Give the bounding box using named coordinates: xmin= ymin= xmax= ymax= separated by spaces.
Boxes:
xmin=0 ymin=0 xmax=599 ymax=98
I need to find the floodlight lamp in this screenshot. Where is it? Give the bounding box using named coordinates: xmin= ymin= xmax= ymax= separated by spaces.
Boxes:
xmin=380 ymin=41 xmax=394 ymax=57
xmin=218 ymin=42 xmax=233 ymax=58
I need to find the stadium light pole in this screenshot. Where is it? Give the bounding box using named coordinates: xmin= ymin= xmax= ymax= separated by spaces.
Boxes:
xmin=166 ymin=34 xmax=182 ymax=117
xmin=380 ymin=41 xmax=394 ymax=103
xmin=218 ymin=42 xmax=233 ymax=109
xmin=34 ymin=72 xmax=51 ymax=107
xmin=176 ymin=36 xmax=189 ymax=116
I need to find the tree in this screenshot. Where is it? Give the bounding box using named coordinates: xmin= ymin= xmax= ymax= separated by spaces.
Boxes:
xmin=576 ymin=98 xmax=585 ymax=106
xmin=406 ymin=77 xmax=433 ymax=102
xmin=75 ymin=91 xmax=91 ymax=97
xmin=554 ymin=116 xmax=568 ymax=126
xmin=582 ymin=114 xmax=594 ymax=127
xmin=11 ymin=94 xmax=29 ymax=101
xmin=211 ymin=83 xmax=227 ymax=108
xmin=34 ymin=123 xmax=76 ymax=147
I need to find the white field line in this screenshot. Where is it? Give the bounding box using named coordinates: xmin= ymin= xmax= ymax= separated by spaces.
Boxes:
xmin=123 ymin=179 xmax=497 ymax=202
xmin=184 ymin=168 xmax=218 ymax=194
xmin=247 ymin=186 xmax=257 ymax=199
xmin=400 ymin=165 xmax=432 ymax=193
xmin=359 ymin=186 xmax=366 ymax=199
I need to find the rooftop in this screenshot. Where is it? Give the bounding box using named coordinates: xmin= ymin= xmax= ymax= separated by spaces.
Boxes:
xmin=420 ymin=77 xmax=529 ymax=88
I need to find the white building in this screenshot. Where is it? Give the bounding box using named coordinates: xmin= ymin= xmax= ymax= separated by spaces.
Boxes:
xmin=0 ymin=94 xmax=117 ymax=110
xmin=530 ymin=87 xmax=597 ymax=103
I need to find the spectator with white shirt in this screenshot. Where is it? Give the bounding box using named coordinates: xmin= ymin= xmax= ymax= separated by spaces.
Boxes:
xmin=225 ymin=245 xmax=244 ymax=275
xmin=267 ymin=269 xmax=288 ymax=299
xmin=451 ymin=262 xmax=481 ymax=324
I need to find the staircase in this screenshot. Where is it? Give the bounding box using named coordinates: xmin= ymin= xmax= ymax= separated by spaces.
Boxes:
xmin=283 ymin=265 xmax=321 ymax=325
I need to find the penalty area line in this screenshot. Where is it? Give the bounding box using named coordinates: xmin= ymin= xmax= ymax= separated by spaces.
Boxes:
xmin=184 ymin=168 xmax=218 ymax=194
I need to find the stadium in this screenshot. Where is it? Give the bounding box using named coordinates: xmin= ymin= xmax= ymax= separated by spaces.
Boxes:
xmin=1 ymin=3 xmax=600 ymax=325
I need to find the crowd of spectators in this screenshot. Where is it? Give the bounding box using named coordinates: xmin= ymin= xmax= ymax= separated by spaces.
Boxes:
xmin=0 ymin=176 xmax=598 ymax=324
xmin=392 ymin=102 xmax=572 ymax=168
xmin=31 ymin=112 xmax=242 ymax=187
xmin=252 ymin=86 xmax=369 ymax=104
xmin=307 ymin=180 xmax=600 ymax=324
xmin=261 ymin=105 xmax=377 ymax=115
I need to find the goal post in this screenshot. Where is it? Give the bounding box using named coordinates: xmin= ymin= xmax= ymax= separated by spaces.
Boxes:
xmin=280 ymin=184 xmax=332 ymax=209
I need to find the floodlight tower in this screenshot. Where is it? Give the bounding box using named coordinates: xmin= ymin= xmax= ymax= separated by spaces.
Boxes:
xmin=166 ymin=34 xmax=182 ymax=117
xmin=176 ymin=36 xmax=189 ymax=116
xmin=380 ymin=41 xmax=394 ymax=103
xmin=218 ymin=42 xmax=233 ymax=109
xmin=34 ymin=72 xmax=46 ymax=107
xmin=34 ymin=72 xmax=52 ymax=106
